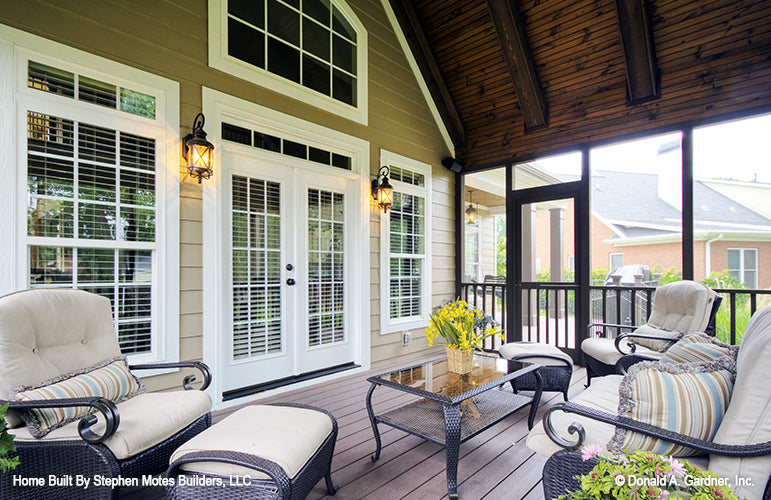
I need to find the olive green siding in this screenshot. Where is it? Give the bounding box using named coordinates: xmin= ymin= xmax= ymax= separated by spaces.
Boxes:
xmin=0 ymin=0 xmax=453 ymax=391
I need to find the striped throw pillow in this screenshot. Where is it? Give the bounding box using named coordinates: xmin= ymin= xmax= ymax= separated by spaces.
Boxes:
xmin=11 ymin=356 xmax=144 ymax=437
xmin=661 ymin=333 xmax=739 ymax=364
xmin=607 ymin=357 xmax=735 ymax=457
xmin=630 ymin=324 xmax=684 ymax=353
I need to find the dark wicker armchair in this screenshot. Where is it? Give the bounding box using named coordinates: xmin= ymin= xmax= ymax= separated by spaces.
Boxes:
xmin=0 ymin=289 xmax=213 ymax=500
xmin=537 ymin=305 xmax=771 ymax=500
xmin=581 ymin=281 xmax=720 ymax=384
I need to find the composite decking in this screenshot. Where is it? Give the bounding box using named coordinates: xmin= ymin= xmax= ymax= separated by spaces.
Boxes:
xmin=121 ymin=353 xmax=587 ymax=500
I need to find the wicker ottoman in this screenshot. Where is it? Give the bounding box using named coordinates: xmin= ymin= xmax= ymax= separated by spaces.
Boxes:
xmin=499 ymin=342 xmax=573 ymax=401
xmin=166 ymin=403 xmax=337 ymax=500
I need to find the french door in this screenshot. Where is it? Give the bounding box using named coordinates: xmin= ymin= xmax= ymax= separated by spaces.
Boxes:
xmin=221 ymin=150 xmax=355 ymax=393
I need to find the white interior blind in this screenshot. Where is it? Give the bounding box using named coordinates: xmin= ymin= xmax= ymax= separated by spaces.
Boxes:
xmin=232 ymin=175 xmax=283 ymax=359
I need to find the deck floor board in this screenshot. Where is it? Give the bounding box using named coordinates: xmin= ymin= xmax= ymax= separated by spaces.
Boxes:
xmin=120 ymin=353 xmax=586 ymax=499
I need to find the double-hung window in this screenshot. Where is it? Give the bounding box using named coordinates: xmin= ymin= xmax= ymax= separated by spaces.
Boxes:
xmin=380 ymin=151 xmax=431 ymax=334
xmin=727 ymin=248 xmax=758 ymax=289
xmin=1 ymin=32 xmax=179 ymax=363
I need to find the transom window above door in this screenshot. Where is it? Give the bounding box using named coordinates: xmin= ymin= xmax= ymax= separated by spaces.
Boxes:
xmin=212 ymin=0 xmax=367 ymax=122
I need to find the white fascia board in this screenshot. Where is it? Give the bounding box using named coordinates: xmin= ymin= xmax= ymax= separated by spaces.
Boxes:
xmin=381 ymin=0 xmax=455 ymax=155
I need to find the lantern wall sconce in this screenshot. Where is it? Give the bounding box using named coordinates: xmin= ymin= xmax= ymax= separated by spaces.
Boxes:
xmin=183 ymin=113 xmax=215 ymax=183
xmin=465 ymin=189 xmax=478 ymax=224
xmin=371 ymin=166 xmax=393 ymax=213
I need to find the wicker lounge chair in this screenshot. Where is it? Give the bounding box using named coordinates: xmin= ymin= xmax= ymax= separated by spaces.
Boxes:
xmin=534 ymin=305 xmax=771 ymax=500
xmin=581 ymin=280 xmax=720 ymax=384
xmin=0 ymin=288 xmax=213 ymax=499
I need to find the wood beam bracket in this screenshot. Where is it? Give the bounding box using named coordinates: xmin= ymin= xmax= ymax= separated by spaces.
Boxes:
xmin=486 ymin=0 xmax=548 ymax=131
xmin=389 ymin=0 xmax=467 ymax=148
xmin=615 ymin=0 xmax=660 ymax=104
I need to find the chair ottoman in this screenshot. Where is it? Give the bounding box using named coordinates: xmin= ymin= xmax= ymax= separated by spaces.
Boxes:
xmin=166 ymin=403 xmax=337 ymax=500
xmin=499 ymin=342 xmax=573 ymax=401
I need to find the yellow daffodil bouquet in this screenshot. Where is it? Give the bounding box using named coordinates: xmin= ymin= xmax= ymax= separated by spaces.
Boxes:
xmin=425 ymin=299 xmax=504 ymax=351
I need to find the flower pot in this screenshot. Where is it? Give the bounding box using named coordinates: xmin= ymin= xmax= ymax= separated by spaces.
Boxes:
xmin=446 ymin=346 xmax=474 ymax=374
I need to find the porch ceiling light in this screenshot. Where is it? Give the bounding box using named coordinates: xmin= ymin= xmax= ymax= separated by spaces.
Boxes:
xmin=371 ymin=166 xmax=393 ymax=213
xmin=466 ymin=189 xmax=478 ymax=224
xmin=184 ymin=113 xmax=214 ymax=184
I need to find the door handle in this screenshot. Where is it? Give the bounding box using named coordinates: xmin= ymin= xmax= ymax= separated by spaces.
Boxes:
xmin=286 ymin=278 xmax=296 ymax=286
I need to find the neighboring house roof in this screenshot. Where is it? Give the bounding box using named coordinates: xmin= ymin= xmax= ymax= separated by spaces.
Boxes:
xmin=590 ymin=170 xmax=771 ymax=242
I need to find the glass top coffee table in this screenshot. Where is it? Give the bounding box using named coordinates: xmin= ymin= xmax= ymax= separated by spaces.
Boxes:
xmin=365 ymin=353 xmax=543 ymax=499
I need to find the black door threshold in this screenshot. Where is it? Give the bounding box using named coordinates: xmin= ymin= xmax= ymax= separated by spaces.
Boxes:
xmin=223 ymin=362 xmax=360 ymax=401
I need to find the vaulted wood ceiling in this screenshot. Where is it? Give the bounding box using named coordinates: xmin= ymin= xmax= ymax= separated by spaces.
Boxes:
xmin=392 ymin=0 xmax=771 ymax=172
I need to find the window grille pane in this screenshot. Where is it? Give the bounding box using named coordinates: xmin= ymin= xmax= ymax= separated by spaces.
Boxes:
xmin=232 ymin=175 xmax=283 ymax=359
xmin=331 ymin=153 xmax=351 ymax=170
xmin=303 ymin=55 xmax=331 ymax=95
xmin=268 ymin=37 xmax=301 ymax=83
xmin=120 ymin=133 xmax=156 ymax=171
xmin=745 ymin=249 xmax=757 ymax=269
xmin=283 ymin=139 xmax=307 ymax=159
xmin=228 ymin=18 xmax=266 ymax=69
xmin=332 ymin=69 xmax=355 ymax=106
xmin=121 ymin=207 xmax=156 ymax=242
xmin=27 ymin=112 xmax=74 ymax=157
xmin=80 ymin=162 xmax=116 ymax=202
xmin=78 ymin=203 xmax=116 ymax=240
xmin=309 ymin=146 xmax=331 ymax=165
xmin=78 ymin=76 xmax=117 ymax=109
xmin=118 ymin=320 xmax=151 ymax=355
xmin=303 ymin=18 xmax=330 ymax=61
xmin=222 ymin=122 xmax=252 ymax=145
xmin=267 ymin=0 xmax=300 ymax=46
xmin=727 ymin=249 xmax=740 ymax=269
xmin=332 ymin=35 xmax=355 ymax=73
xmin=28 ymin=61 xmax=75 ymax=98
xmin=27 ymin=199 xmax=74 ymax=238
xmin=120 ymin=88 xmax=156 ymax=119
xmin=77 ymin=248 xmax=115 ymax=284
xmin=307 ymin=188 xmax=345 ymax=347
xmin=254 ymin=132 xmax=281 ymax=152
xmin=229 ymin=0 xmax=265 ymax=29
xmin=120 ymin=169 xmax=155 ymax=207
xmin=28 ymin=155 xmax=74 ymax=197
xmin=332 ymin=6 xmax=356 ymax=42
xmin=304 ymin=0 xmax=330 ymax=24
xmin=79 ymin=123 xmax=116 ymax=164
xmin=389 ymin=257 xmax=422 ymax=320
xmin=29 ymin=246 xmax=73 ymax=284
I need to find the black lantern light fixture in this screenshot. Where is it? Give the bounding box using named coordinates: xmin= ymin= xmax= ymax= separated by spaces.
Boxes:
xmin=183 ymin=113 xmax=214 ymax=183
xmin=371 ymin=166 xmax=393 ymax=213
xmin=465 ymin=189 xmax=478 ymax=224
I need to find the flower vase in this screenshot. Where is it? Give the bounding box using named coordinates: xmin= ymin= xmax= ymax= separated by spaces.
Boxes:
xmin=446 ymin=346 xmax=474 ymax=374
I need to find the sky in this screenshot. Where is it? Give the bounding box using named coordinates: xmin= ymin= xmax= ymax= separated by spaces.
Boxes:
xmin=533 ymin=113 xmax=771 ymax=183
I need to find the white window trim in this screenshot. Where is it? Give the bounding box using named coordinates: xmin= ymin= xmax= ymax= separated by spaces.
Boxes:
xmin=208 ymin=0 xmax=369 ymax=125
xmin=0 ymin=24 xmax=180 ymax=369
xmin=727 ymin=247 xmax=758 ymax=288
xmin=379 ymin=149 xmax=432 ymax=335
xmin=201 ymin=87 xmax=371 ymax=406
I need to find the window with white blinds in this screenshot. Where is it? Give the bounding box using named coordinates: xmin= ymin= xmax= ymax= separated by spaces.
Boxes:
xmin=380 ymin=152 xmax=431 ymax=334
xmin=26 ymin=109 xmax=158 ymax=355
xmin=307 ymin=188 xmax=345 ymax=347
xmin=232 ymin=175 xmax=283 ymax=359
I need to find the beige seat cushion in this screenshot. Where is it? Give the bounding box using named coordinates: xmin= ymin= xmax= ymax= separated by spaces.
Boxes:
xmin=499 ymin=342 xmax=573 ymax=366
xmin=170 ymin=405 xmax=334 ymax=480
xmin=580 ymin=337 xmax=662 ymax=366
xmin=0 ymin=289 xmax=122 ymax=427
xmin=646 ymin=281 xmax=715 ymax=333
xmin=9 ymin=390 xmax=212 ymax=460
xmin=709 ymin=306 xmax=771 ymax=500
xmin=526 ymin=375 xmax=623 ymax=457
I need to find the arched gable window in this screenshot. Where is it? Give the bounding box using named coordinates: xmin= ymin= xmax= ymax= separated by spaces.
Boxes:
xmin=210 ymin=0 xmax=368 ymax=124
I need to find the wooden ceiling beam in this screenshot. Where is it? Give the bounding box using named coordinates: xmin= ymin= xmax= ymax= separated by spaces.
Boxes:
xmin=614 ymin=0 xmax=659 ymax=103
xmin=485 ymin=0 xmax=548 ymax=131
xmin=389 ymin=0 xmax=466 ymax=148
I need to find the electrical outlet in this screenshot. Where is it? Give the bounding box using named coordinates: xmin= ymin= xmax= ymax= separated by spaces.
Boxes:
xmin=402 ymin=332 xmax=412 ymax=345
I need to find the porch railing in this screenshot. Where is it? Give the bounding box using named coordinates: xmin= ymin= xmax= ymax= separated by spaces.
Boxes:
xmin=459 ymin=281 xmax=771 ymax=350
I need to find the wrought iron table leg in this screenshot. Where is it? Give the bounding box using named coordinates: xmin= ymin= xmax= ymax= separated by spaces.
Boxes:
xmin=366 ymin=383 xmax=382 ymax=462
xmin=443 ymin=404 xmax=462 ymax=499
xmin=528 ymin=370 xmax=544 ymax=430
